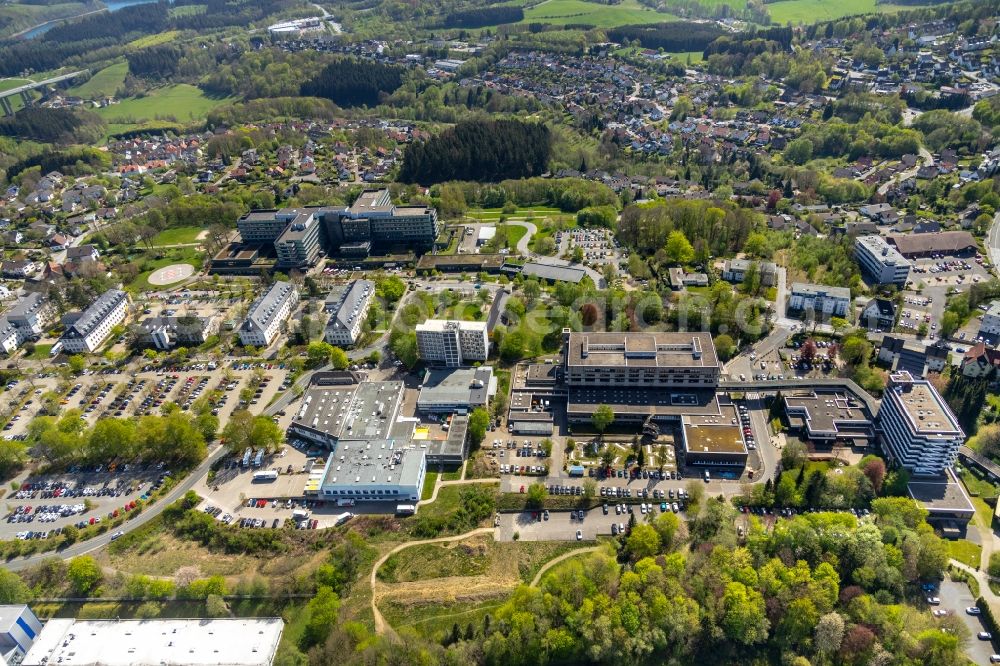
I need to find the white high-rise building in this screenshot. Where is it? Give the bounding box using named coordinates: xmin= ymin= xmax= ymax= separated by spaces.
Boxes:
xmin=855 ymin=235 xmax=911 ymax=287
xmin=415 ymin=319 xmax=488 ymax=367
xmin=878 ymin=371 xmax=965 ymax=476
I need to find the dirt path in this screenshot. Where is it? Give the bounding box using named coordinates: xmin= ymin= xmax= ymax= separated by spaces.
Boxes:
xmin=529 ymin=546 xmax=601 ymax=587
xmin=369 ymin=527 xmax=496 ymax=639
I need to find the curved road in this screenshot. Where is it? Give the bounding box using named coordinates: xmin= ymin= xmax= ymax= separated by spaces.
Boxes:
xmin=505 ymin=220 xmax=606 ymax=286
xmin=369 ymin=527 xmax=496 ymax=638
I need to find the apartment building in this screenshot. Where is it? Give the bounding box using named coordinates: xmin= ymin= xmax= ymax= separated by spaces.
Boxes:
xmin=238 ymin=281 xmax=299 ymax=348
xmin=6 ymin=292 xmax=55 ymax=341
xmin=274 ymin=212 xmax=322 ymax=269
xmin=59 ymin=288 xmax=130 ymax=353
xmin=788 ymin=282 xmax=851 ymax=318
xmin=721 ymin=259 xmax=777 ymax=287
xmin=0 ymin=317 xmax=17 ymax=354
xmin=854 ymin=235 xmax=911 ymax=287
xmin=415 ymin=319 xmax=489 ymax=367
xmin=323 ymin=280 xmax=374 ymax=348
xmin=877 ymin=371 xmax=965 ymax=476
xmin=562 ymin=331 xmax=720 ymax=388
xmin=979 ymin=301 xmax=1000 ymax=337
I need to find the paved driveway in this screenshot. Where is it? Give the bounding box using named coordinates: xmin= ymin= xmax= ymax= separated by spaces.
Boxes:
xmin=938 ymin=579 xmax=997 ymax=665
xmin=496 ymin=503 xmax=685 ymax=542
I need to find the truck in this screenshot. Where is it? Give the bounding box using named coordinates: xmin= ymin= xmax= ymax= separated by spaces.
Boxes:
xmin=334 ymin=512 xmax=354 ymax=526
xmin=337 ymin=498 xmax=356 ymax=507
xmin=252 ymin=470 xmax=278 ymax=482
xmin=395 ymin=504 xmax=416 ymax=516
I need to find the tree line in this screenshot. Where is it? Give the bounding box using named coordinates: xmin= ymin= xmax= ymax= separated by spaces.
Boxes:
xmin=607 ymin=21 xmax=726 ymax=52
xmin=398 ymin=119 xmax=551 ymax=185
xmin=442 ymin=6 xmax=523 ymax=28
xmin=0 ymin=107 xmax=105 ymax=145
xmin=5 ymin=145 xmax=110 ymax=181
xmin=300 ymin=58 xmax=407 ymax=108
xmin=617 ymin=198 xmax=759 ymax=260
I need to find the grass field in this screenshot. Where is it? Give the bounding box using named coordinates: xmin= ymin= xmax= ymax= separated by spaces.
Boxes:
xmin=150 ymin=225 xmax=204 ymax=246
xmin=466 ymin=207 xmax=563 ymax=220
xmin=421 ymin=471 xmax=439 ymax=501
xmin=68 ymin=61 xmax=128 ymax=99
xmin=95 ymin=84 xmax=236 ymax=126
xmin=379 ymin=542 xmax=492 ymax=583
xmin=128 ymin=30 xmax=181 ymax=48
xmin=947 ymin=539 xmax=983 ymax=569
xmin=27 ymin=344 xmax=53 ymax=360
xmin=766 ymin=0 xmax=915 ymax=24
xmin=0 ymin=78 xmax=33 ymax=93
xmin=129 ymin=247 xmax=203 ymax=292
xmin=522 ymin=0 xmax=676 ymax=25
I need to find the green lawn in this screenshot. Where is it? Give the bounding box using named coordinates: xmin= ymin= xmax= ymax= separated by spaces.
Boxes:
xmin=95 ymin=84 xmax=237 ymax=127
xmin=128 ymin=248 xmax=203 ymax=292
xmin=421 ymin=471 xmax=439 ymax=501
xmin=27 ymin=344 xmax=53 ymax=360
xmin=68 ymin=61 xmax=128 ymax=99
xmin=128 ymin=30 xmax=181 ymax=48
xmin=378 ymin=542 xmax=491 ymax=583
xmin=150 ymin=226 xmax=204 ymax=246
xmin=466 ymin=207 xmax=563 ymax=220
xmin=947 ymin=539 xmax=982 ymax=569
xmin=521 ymin=0 xmax=676 ymax=26
xmin=766 ymin=0 xmax=916 ymax=24
xmin=0 ymin=78 xmax=33 ymax=93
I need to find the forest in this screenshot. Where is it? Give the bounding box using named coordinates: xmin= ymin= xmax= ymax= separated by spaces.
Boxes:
xmin=617 ymin=198 xmax=759 ymax=260
xmin=5 ymin=146 xmax=110 ymax=181
xmin=300 ymin=58 xmax=407 ymax=108
xmin=606 ymin=21 xmax=726 ymax=52
xmin=442 ymin=6 xmax=523 ymax=28
xmin=398 ymin=119 xmax=552 ymax=185
xmin=0 ymin=107 xmax=105 ymax=145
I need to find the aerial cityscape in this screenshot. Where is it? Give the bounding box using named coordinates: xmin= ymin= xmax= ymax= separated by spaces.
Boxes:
xmin=0 ymin=0 xmax=999 ymax=663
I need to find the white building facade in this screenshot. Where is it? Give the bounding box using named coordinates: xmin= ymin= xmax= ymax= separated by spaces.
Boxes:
xmin=59 ymin=289 xmax=129 ymax=353
xmin=239 ymin=281 xmax=299 ymax=347
xmin=854 ymin=235 xmax=912 ymax=287
xmin=415 ymin=319 xmax=488 ymax=366
xmin=788 ymin=282 xmax=851 ymax=318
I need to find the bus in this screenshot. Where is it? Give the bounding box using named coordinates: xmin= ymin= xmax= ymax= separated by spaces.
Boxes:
xmin=241 ymin=448 xmax=252 ymax=467
xmin=252 ymin=449 xmax=264 ymax=468
xmin=252 ymin=470 xmax=278 ymax=482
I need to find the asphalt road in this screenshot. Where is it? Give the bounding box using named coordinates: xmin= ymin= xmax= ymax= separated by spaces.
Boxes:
xmin=938 ymin=579 xmax=997 ymax=665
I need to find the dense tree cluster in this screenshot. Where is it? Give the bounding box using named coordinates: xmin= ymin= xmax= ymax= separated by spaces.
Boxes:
xmin=300 ymin=58 xmax=407 ymax=108
xmin=399 ymin=120 xmax=551 ymax=185
xmin=0 ymin=107 xmax=105 ymax=145
xmin=442 ymin=6 xmax=523 ymax=28
xmin=5 ymin=146 xmax=110 ymax=181
xmin=607 ymin=21 xmax=725 ymax=51
xmin=618 ymin=198 xmax=759 ymax=260
xmin=127 ymin=44 xmax=183 ymax=79
xmin=911 ymin=110 xmax=989 ymax=154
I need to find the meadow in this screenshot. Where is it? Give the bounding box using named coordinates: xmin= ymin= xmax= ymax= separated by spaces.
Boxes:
xmin=521 ymin=0 xmax=676 ymax=26
xmin=95 ymin=84 xmax=236 ymax=126
xmin=67 ymin=61 xmax=128 ymax=99
xmin=766 ymin=0 xmax=914 ymax=24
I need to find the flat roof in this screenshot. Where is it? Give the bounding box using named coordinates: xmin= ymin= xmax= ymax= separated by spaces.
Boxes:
xmin=784 ymin=391 xmax=872 ymax=435
xmin=520 ymin=262 xmax=586 ymax=283
xmin=856 ymin=234 xmax=909 ymax=266
xmin=416 ymin=319 xmax=486 ymax=333
xmin=418 ymin=366 xmax=493 ymax=410
xmin=790 ymin=282 xmax=851 ymax=299
xmin=420 ymin=414 xmax=469 ymax=461
xmin=21 ymin=618 xmax=284 ymax=666
xmin=292 ymin=381 xmax=404 ymax=441
xmin=886 ymin=372 xmax=961 ymax=435
xmin=907 ymin=469 xmax=976 ymax=514
xmin=683 ymin=422 xmax=746 ymax=454
xmin=320 ymin=439 xmax=424 ymax=488
xmin=565 ymin=332 xmax=719 ymax=369
xmin=0 ymin=605 xmax=30 ymax=632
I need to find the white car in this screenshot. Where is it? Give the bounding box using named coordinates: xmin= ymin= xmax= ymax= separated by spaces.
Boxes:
xmin=576 ymin=530 xmax=583 ymax=541
xmin=926 ymin=597 xmax=941 ymax=605
xmin=967 ymin=607 xmax=982 ymax=615
xmin=980 ymin=632 xmax=993 ymax=641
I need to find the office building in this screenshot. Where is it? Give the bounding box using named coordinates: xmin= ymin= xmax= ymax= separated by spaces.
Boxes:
xmin=0 ymin=605 xmax=42 ymax=664
xmin=721 ymin=259 xmax=777 ymax=287
xmin=322 ymin=189 xmax=439 ymax=253
xmin=274 ymin=212 xmax=322 ymax=269
xmin=239 ymin=281 xmax=298 ymax=348
xmin=323 ymin=280 xmax=374 ymax=347
xmin=317 ymin=440 xmax=425 ymax=505
xmin=58 ymin=289 xmax=129 ymax=354
xmin=237 ymin=210 xmax=295 ymax=244
xmin=680 ymin=406 xmax=748 ymax=468
xmin=562 ymin=331 xmax=720 ymax=388
xmin=6 ymin=293 xmax=55 ymax=341
xmin=855 ymin=235 xmax=911 ymax=287
xmin=783 ymin=390 xmax=875 ymax=444
xmin=416 ymin=320 xmax=489 ymax=367
xmin=788 ymin=282 xmax=851 ymax=318
xmin=878 ymin=371 xmax=965 ymax=476
xmin=137 ymin=313 xmax=219 ymax=350
xmin=289 ymin=375 xmax=405 ymax=449
xmin=21 ymin=617 xmax=283 ymax=666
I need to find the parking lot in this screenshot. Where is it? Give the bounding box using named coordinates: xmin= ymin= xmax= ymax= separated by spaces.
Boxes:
xmin=496 ymin=502 xmax=687 ymax=542
xmin=1 ymin=464 xmax=173 ymax=541
xmin=934 ymin=579 xmax=997 ymax=665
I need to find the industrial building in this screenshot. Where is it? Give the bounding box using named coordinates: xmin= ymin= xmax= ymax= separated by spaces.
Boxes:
xmin=416 ymin=319 xmax=489 ymax=367
xmin=417 ymin=366 xmax=495 ymax=414
xmin=854 ymin=235 xmax=912 ymax=287
xmin=288 ymin=374 xmax=405 ymax=449
xmin=877 ymin=371 xmax=965 ymax=476
xmin=21 ymin=617 xmax=284 ymax=666
xmin=323 ymin=280 xmax=374 ymax=347
xmin=0 ymin=605 xmax=42 ymax=664
xmin=58 ymin=288 xmax=130 ymax=353
xmin=238 ymin=281 xmax=298 ymax=348
xmin=317 ymin=439 xmax=425 ymax=504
